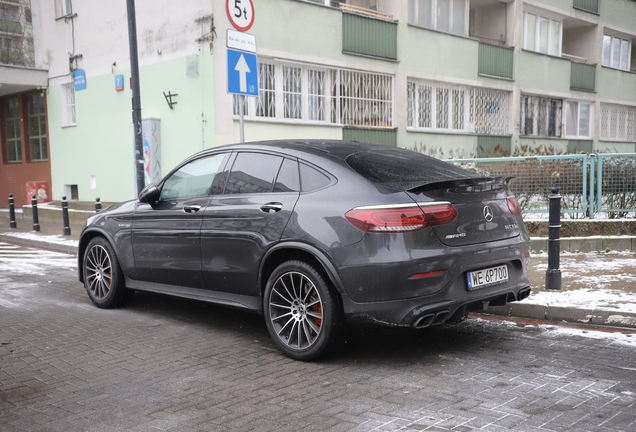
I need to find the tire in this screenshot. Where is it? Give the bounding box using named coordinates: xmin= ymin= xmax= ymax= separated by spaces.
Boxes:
xmin=264 ymin=260 xmax=344 ymax=361
xmin=83 ymin=237 xmax=131 ymax=308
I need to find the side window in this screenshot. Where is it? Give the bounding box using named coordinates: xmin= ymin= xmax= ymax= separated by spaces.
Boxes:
xmin=273 ymin=158 xmax=300 ymax=193
xmin=223 ymin=152 xmax=283 ymax=194
xmin=160 ymin=153 xmax=227 ymax=200
xmin=300 ymin=162 xmax=331 ymax=192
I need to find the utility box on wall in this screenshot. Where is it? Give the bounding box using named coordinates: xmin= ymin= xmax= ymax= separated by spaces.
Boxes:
xmin=134 ymin=118 xmax=161 ymax=196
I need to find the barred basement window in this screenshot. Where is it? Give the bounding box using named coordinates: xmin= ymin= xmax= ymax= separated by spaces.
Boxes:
xmin=520 ymin=95 xmax=562 ymax=137
xmin=338 ymin=69 xmax=392 ymax=127
xmin=256 ymin=62 xmax=276 ymax=118
xmin=407 ymin=80 xmax=509 ymax=135
xmin=470 ymin=88 xmax=509 ymax=135
xmin=600 ymin=103 xmax=636 ymax=142
xmin=234 ymin=60 xmax=393 ymax=127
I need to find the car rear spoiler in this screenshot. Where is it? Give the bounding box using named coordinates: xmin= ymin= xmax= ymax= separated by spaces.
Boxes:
xmin=407 ymin=176 xmax=517 ymax=194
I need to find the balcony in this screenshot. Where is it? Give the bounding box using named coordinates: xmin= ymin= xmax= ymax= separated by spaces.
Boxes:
xmin=0 ymin=19 xmax=21 ymax=34
xmin=341 ymin=5 xmax=397 ymax=60
xmin=478 ymin=43 xmax=513 ymax=79
xmin=573 ymin=0 xmax=599 ymax=14
xmin=570 ymin=62 xmax=596 ymax=92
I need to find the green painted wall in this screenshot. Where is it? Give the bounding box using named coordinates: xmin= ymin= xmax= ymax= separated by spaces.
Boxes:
xmin=235 ymin=122 xmax=342 ymax=143
xmin=597 ymin=67 xmax=636 ymax=103
xmin=401 ymin=131 xmax=479 ymax=159
xmin=48 ymin=54 xmax=216 ymax=203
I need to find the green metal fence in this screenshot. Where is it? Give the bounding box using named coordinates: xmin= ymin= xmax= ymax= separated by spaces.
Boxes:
xmin=342 ymin=12 xmax=398 ymax=60
xmin=446 ymin=154 xmax=636 ymax=218
xmin=570 ymin=62 xmax=596 ymax=92
xmin=478 ymin=43 xmax=514 ymax=79
xmin=447 ymin=155 xmax=590 ymax=216
xmin=573 ymin=0 xmax=599 ymax=14
xmin=595 ymin=154 xmax=636 ymax=217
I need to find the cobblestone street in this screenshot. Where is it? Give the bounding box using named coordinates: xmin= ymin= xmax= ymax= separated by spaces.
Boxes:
xmin=1 ymin=244 xmax=635 ymax=431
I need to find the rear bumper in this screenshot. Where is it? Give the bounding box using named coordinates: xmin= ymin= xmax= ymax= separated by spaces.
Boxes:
xmin=341 ymin=280 xmax=531 ymax=327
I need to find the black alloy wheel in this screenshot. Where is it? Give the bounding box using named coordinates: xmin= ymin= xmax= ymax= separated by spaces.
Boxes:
xmin=264 ymin=260 xmax=343 ymax=361
xmin=83 ymin=237 xmax=130 ymax=308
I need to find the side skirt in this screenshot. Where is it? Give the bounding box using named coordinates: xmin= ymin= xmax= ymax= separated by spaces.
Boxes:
xmin=125 ymin=277 xmax=262 ymax=312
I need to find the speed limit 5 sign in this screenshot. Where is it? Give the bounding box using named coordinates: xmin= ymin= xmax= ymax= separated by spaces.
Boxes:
xmin=226 ymin=0 xmax=255 ymax=32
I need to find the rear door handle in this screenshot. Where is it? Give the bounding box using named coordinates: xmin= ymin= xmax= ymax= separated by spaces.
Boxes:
xmin=183 ymin=204 xmax=201 ymax=213
xmin=261 ymin=202 xmax=283 ymax=213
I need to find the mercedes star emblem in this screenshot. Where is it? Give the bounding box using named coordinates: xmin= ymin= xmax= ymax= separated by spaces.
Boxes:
xmin=483 ymin=206 xmax=494 ymax=222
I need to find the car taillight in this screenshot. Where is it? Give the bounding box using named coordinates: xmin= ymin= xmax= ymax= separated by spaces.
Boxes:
xmin=345 ymin=203 xmax=457 ymax=233
xmin=507 ymin=197 xmax=522 ymax=216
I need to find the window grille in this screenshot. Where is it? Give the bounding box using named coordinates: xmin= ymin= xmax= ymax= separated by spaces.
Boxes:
xmin=520 ymin=95 xmax=562 ymax=137
xmin=408 ymin=80 xmax=509 ymax=135
xmin=283 ymin=66 xmax=302 ymax=120
xmin=256 ymin=63 xmax=276 ymax=118
xmin=600 ymin=103 xmax=636 ymax=142
xmin=234 ymin=59 xmax=393 ymax=127
xmin=470 ymin=88 xmax=510 ymax=135
xmin=338 ymin=69 xmax=393 ymax=127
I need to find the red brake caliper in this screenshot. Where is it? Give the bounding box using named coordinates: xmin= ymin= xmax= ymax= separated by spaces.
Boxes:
xmin=314 ymin=303 xmax=322 ymax=326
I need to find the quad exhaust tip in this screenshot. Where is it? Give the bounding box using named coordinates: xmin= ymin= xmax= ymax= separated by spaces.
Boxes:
xmin=413 ymin=310 xmax=450 ymax=329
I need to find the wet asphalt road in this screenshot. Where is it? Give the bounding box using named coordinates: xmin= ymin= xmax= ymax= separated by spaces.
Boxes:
xmin=1 ymin=244 xmax=635 ymax=431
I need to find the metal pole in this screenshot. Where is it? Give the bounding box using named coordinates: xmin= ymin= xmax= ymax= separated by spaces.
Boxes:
xmin=239 ymin=95 xmax=245 ymax=143
xmin=62 ymin=196 xmax=71 ymax=236
xmin=31 ymin=195 xmax=40 ymax=232
xmin=126 ymin=0 xmax=145 ymax=196
xmin=8 ymin=193 xmax=16 ymax=228
xmin=545 ymin=186 xmax=562 ymax=290
xmin=95 ymin=197 xmax=102 ymax=213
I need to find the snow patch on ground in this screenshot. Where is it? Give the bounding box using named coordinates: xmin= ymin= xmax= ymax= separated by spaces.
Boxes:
xmin=0 ymin=231 xmax=78 ymax=247
xmin=526 ymin=289 xmax=636 ymax=314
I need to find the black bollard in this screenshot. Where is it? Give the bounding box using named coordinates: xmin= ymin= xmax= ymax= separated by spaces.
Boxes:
xmin=545 ymin=186 xmax=562 ymax=290
xmin=31 ymin=195 xmax=40 ymax=232
xmin=8 ymin=193 xmax=16 ymax=228
xmin=62 ymin=196 xmax=71 ymax=235
xmin=95 ymin=197 xmax=102 ymax=213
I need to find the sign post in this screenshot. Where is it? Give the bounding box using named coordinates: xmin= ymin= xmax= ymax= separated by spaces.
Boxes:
xmin=226 ymin=28 xmax=258 ymax=143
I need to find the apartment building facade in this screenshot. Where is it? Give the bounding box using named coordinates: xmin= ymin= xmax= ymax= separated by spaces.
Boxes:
xmin=0 ymin=0 xmax=48 ymax=207
xmin=31 ymin=0 xmax=636 ymax=203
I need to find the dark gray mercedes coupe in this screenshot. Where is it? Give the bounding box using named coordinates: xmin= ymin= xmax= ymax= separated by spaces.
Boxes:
xmin=78 ymin=140 xmax=531 ymax=360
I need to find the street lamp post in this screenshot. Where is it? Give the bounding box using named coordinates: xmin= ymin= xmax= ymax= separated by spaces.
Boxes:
xmin=126 ymin=0 xmax=145 ymax=196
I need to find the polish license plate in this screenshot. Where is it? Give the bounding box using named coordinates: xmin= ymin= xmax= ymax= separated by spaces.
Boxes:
xmin=467 ymin=265 xmax=509 ymax=290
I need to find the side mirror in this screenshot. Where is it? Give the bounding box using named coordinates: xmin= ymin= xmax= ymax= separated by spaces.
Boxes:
xmin=138 ymin=183 xmax=160 ymax=204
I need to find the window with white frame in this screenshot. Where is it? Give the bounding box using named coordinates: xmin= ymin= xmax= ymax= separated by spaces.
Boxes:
xmin=520 ymin=95 xmax=562 ymax=137
xmin=407 ymin=80 xmax=509 ymax=135
xmin=602 ymin=34 xmax=631 ymax=71
xmin=600 ymin=103 xmax=636 ymax=142
xmin=408 ymin=0 xmax=468 ymax=37
xmin=523 ymin=11 xmax=561 ymax=56
xmin=55 ymin=0 xmax=73 ymax=17
xmin=234 ymin=60 xmax=393 ymax=127
xmin=565 ymin=100 xmax=591 ymax=138
xmin=62 ymin=84 xmax=76 ymax=127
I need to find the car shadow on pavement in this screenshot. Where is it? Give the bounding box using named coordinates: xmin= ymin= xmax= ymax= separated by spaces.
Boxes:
xmin=114 ymin=290 xmax=511 ymax=365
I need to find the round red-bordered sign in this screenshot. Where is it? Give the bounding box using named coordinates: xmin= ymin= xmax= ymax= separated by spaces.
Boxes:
xmin=226 ymin=0 xmax=255 ymax=32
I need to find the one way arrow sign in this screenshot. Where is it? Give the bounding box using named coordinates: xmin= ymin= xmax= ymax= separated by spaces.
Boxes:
xmin=227 ymin=48 xmax=258 ymax=97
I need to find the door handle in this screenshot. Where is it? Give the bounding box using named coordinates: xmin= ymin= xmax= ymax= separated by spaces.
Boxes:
xmin=183 ymin=204 xmax=201 ymax=213
xmin=261 ymin=202 xmax=283 ymax=213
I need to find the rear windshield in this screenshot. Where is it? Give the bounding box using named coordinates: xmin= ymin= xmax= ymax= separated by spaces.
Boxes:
xmin=345 ymin=149 xmax=475 ymax=191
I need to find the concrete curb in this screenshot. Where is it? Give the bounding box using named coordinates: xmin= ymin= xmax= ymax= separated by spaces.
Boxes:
xmin=488 ymin=302 xmax=636 ymax=329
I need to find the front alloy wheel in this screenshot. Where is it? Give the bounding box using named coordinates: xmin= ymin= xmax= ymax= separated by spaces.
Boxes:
xmin=264 ymin=260 xmax=343 ymax=361
xmin=83 ymin=237 xmax=129 ymax=308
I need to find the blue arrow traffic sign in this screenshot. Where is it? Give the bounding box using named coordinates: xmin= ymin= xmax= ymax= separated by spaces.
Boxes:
xmin=227 ymin=48 xmax=259 ymax=96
